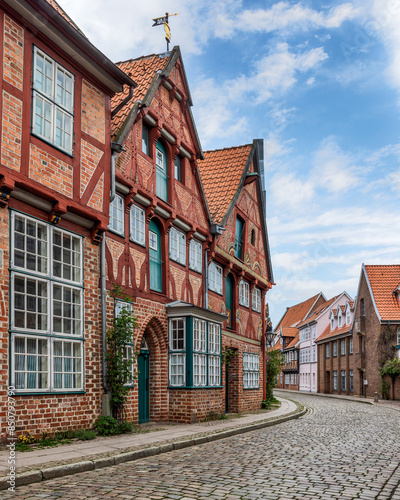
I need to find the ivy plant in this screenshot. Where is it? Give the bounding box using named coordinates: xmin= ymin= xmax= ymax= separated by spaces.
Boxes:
xmin=106 ymin=286 xmax=138 ymax=421
xmin=380 ymin=357 xmax=400 ymax=400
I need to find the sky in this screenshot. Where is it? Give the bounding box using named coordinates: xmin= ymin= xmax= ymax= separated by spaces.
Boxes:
xmin=58 ymin=0 xmax=400 ymax=326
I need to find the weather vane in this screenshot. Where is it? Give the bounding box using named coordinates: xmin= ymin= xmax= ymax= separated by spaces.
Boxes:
xmin=152 ymin=12 xmax=179 ymax=51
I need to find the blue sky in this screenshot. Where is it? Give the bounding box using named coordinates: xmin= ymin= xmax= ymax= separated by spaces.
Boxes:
xmin=59 ymin=0 xmax=400 ymax=325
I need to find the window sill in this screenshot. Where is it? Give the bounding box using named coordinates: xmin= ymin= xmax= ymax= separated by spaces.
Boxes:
xmin=108 ymin=228 xmax=125 ymax=238
xmin=168 ymin=386 xmax=223 ymax=390
xmin=31 ymin=132 xmax=73 ymax=158
xmin=13 ymin=391 xmax=86 ymax=395
xmin=169 ymin=257 xmax=186 ymax=268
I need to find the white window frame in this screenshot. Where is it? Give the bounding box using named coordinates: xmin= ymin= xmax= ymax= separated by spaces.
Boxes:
xmin=10 ymin=212 xmax=84 ymax=393
xmin=333 ymin=371 xmax=338 ymax=390
xmin=169 ymin=318 xmax=185 ymax=351
xmin=397 ymin=327 xmax=400 ymax=345
xmin=208 ymin=323 xmax=221 ymax=355
xmin=169 ymin=227 xmax=186 ymax=266
xmin=326 ymin=344 xmax=330 ymax=358
xmin=252 ymin=287 xmax=261 ymax=313
xmin=341 ymin=370 xmax=346 ymax=391
xmin=32 ymin=47 xmax=74 ymax=154
xmin=243 ymin=353 xmax=259 ymax=389
xmin=149 ymin=230 xmax=158 ymax=251
xmin=130 ymin=204 xmax=145 ymax=245
xmin=193 ymin=318 xmax=206 ymax=352
xmin=239 ymin=280 xmax=250 ymax=308
xmin=189 ymin=239 xmax=202 ymax=273
xmin=193 ymin=353 xmax=207 ymax=387
xmin=341 ymin=339 xmax=346 ymax=355
xmin=208 ymin=262 xmax=223 ymax=295
xmin=333 ymin=341 xmax=338 ymax=357
xmin=349 ymin=337 xmax=353 ymax=354
xmin=349 ymin=370 xmax=354 ymax=391
xmin=169 ymin=353 xmax=185 ymax=387
xmin=108 ymin=194 xmax=125 ymax=235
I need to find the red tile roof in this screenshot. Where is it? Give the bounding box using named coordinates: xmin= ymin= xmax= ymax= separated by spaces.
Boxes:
xmin=274 ymin=293 xmax=324 ymax=332
xmin=44 ymin=0 xmax=86 ymax=36
xmin=296 ymin=295 xmax=338 ymax=329
xmin=268 ymin=341 xmax=283 ymax=352
xmin=364 ymin=265 xmax=400 ymax=321
xmin=197 ymin=145 xmax=252 ymax=224
xmin=285 ymin=332 xmax=300 ymax=349
xmin=282 ymin=326 xmax=298 ymax=337
xmin=111 ymin=55 xmax=170 ymax=138
xmin=316 ymin=324 xmax=352 ymax=343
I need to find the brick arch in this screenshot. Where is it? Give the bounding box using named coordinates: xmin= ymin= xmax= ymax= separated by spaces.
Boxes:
xmin=140 ymin=316 xmax=169 ymax=421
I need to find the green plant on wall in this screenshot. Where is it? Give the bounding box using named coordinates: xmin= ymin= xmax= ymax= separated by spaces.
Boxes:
xmin=106 ymin=285 xmax=138 ymax=421
xmin=265 ymin=350 xmax=284 ymax=402
xmin=380 ymin=357 xmax=400 ymax=400
xmin=221 ymin=346 xmax=238 ymax=369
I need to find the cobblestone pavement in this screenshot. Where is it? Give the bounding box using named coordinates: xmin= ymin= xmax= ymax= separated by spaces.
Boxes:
xmin=2 ymin=393 xmax=400 ymax=500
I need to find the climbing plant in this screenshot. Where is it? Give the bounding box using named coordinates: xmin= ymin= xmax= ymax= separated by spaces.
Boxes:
xmin=265 ymin=350 xmax=284 ymax=402
xmin=221 ymin=346 xmax=238 ymax=369
xmin=106 ymin=285 xmax=138 ymax=421
xmin=380 ymin=357 xmax=400 ymax=400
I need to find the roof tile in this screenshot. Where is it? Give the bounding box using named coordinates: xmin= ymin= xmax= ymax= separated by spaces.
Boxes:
xmin=365 ymin=265 xmax=400 ymax=321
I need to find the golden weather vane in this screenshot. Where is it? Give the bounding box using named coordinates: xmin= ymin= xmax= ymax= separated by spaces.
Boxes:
xmin=152 ymin=12 xmax=179 ymax=51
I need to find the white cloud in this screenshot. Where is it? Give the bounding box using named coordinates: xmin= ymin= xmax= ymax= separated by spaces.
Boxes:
xmin=311 ymin=138 xmax=362 ymax=194
xmin=306 ymin=77 xmax=315 ymax=86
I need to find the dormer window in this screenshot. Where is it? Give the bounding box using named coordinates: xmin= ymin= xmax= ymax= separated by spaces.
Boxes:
xmin=331 ymin=317 xmax=334 ymax=330
xmin=338 ymin=314 xmax=342 ymax=328
xmin=346 ymin=309 xmax=351 ymax=325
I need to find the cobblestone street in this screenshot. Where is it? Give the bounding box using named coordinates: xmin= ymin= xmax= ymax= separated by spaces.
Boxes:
xmin=2 ymin=394 xmax=400 ymax=499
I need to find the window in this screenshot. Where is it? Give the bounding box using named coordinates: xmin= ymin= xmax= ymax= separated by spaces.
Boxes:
xmin=332 ymin=341 xmax=337 ymax=357
xmin=252 ymin=287 xmax=261 ymax=313
xmin=285 ymin=373 xmax=289 ymax=385
xmin=130 ymin=204 xmax=145 ymax=245
xmin=397 ymin=328 xmax=400 ymax=346
xmin=115 ymin=301 xmax=134 ymax=385
xmin=209 ymin=262 xmax=223 ymax=294
xmin=326 ymin=344 xmax=330 ymax=358
xmin=349 ymin=337 xmax=353 ymax=354
xmin=10 ymin=212 xmax=83 ymax=392
xmin=251 ymin=229 xmax=255 ymax=246
xmin=346 ymin=310 xmax=351 ymax=324
xmin=341 ymin=370 xmax=346 ymax=391
xmin=340 ymin=340 xmax=346 ymax=355
xmin=33 ymin=47 xmax=74 ymax=154
xmin=208 ymin=323 xmax=221 ymax=386
xmin=156 ymin=141 xmax=168 ymax=201
xmin=239 ymin=280 xmax=250 ymax=307
xmin=312 ymin=346 xmax=316 ymax=362
xmin=193 ymin=319 xmax=206 ymax=352
xmin=169 ymin=318 xmax=186 ymax=386
xmin=174 ymin=156 xmax=182 ymax=182
xmin=349 ymin=370 xmax=353 ymax=391
xmin=331 ymin=317 xmax=334 ymax=330
xmin=193 ymin=354 xmax=207 ymax=386
xmin=169 ymin=227 xmax=186 ymax=266
xmin=280 ymin=372 xmax=282 ymax=383
xmin=189 ymin=239 xmax=202 ymax=273
xmin=234 ymin=217 xmax=244 ymax=259
xmin=243 ymin=353 xmax=259 ymax=389
xmin=333 ymin=371 xmax=338 ymax=391
xmin=338 ymin=314 xmax=342 ymax=327
xmin=312 ymin=325 xmax=316 ymax=339
xmin=149 ymin=231 xmax=157 ymax=250
xmin=109 ymin=194 xmax=124 ymax=235
xmin=360 ymin=298 xmax=365 ymax=316
xmin=142 ymin=124 xmax=149 ymax=155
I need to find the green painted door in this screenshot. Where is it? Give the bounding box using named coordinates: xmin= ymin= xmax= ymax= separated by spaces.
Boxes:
xmin=138 ymin=350 xmax=150 ymax=424
xmin=225 ymin=274 xmax=233 ymax=329
xmin=149 ymin=221 xmax=162 ymax=292
xmin=156 ymin=141 xmax=168 ymax=201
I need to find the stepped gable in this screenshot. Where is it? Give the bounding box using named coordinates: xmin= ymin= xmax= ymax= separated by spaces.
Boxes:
xmin=364 ymin=264 xmax=400 ymax=321
xmin=197 ymin=144 xmax=252 ymax=225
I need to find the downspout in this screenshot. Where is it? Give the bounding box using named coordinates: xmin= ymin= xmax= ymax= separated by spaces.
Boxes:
xmin=102 ymin=143 xmax=126 ymax=395
xmin=204 ymin=249 xmax=208 ymax=309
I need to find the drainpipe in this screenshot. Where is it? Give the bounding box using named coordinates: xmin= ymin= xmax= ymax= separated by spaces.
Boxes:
xmin=204 ymin=249 xmax=208 ymax=309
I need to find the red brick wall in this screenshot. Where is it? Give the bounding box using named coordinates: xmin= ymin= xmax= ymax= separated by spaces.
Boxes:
xmin=317 ymin=337 xmax=354 ymax=395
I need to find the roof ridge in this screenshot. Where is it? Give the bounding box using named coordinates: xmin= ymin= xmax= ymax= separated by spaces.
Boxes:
xmin=203 ymin=144 xmax=252 ymax=154
xmin=116 ymin=53 xmax=170 ymax=66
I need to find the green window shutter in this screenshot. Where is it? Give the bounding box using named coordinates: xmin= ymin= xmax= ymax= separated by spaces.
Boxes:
xmin=156 ymin=141 xmax=168 ymax=202
xmin=234 ymin=217 xmax=244 ymax=259
xmin=149 ymin=221 xmax=162 ymax=292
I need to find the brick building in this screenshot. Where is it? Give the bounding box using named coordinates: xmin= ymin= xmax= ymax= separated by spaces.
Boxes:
xmin=103 ymin=47 xmax=274 ymax=423
xmin=272 ymin=293 xmax=326 ymax=390
xmin=352 ymin=264 xmax=400 ymax=399
xmin=316 ymin=297 xmax=355 ymax=395
xmin=0 ymin=0 xmax=134 ymax=434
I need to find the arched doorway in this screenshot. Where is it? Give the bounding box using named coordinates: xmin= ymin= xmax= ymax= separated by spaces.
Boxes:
xmin=138 ymin=317 xmax=168 ymax=422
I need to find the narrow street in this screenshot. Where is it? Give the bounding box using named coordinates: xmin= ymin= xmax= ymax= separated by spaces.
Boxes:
xmin=2 ymin=394 xmax=400 ymax=499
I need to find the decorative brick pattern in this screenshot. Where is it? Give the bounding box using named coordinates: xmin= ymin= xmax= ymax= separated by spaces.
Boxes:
xmin=3 ymin=15 xmax=23 ymax=90
xmin=106 ymin=238 xmax=124 ymax=280
xmin=29 ymin=144 xmax=73 ymax=197
xmin=1 ymin=91 xmax=22 ymax=171
xmin=170 ymin=265 xmax=186 ymax=300
xmin=130 ymin=248 xmax=145 ymax=287
xmin=175 ymin=184 xmax=192 ymax=213
xmin=81 ymin=80 xmax=105 ymax=144
xmin=189 ymin=274 xmax=202 ymax=306
xmin=80 ymin=140 xmax=104 ymax=197
xmin=87 ymin=172 xmax=104 ymax=211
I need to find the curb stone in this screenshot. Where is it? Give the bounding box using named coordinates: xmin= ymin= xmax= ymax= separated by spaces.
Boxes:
xmin=0 ymin=404 xmax=306 ymax=491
